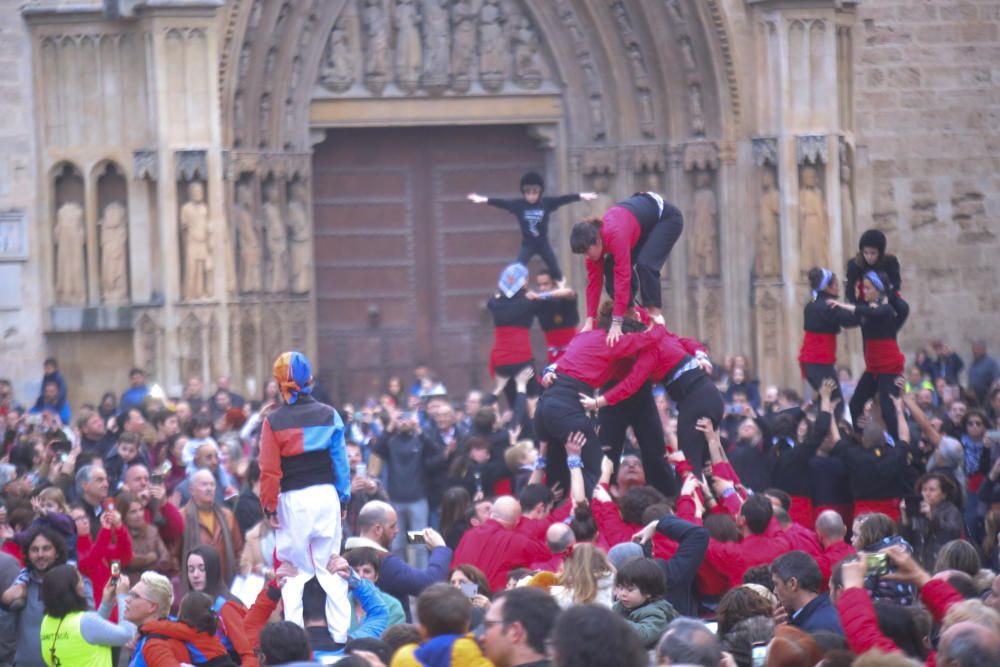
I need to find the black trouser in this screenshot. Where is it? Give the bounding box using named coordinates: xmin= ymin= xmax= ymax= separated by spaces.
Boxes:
xmin=494 ymin=361 xmax=541 ymax=409
xmin=534 ymin=376 xmax=603 ymax=498
xmin=850 ymin=371 xmax=900 ymax=440
xmin=802 ymin=362 xmax=845 ymax=421
xmin=599 ymin=383 xmax=677 ymax=498
xmin=667 ymin=370 xmax=725 ymax=474
xmin=603 ymin=216 xmax=684 ymax=310
xmin=517 ymin=236 xmax=562 ymax=281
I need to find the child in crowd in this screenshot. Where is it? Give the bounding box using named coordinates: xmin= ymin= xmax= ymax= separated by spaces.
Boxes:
xmin=105 ymin=431 xmax=147 ymax=492
xmin=503 ymin=440 xmax=537 ymax=497
xmin=390 ymin=583 xmax=492 ymax=667
xmin=612 ymin=556 xmax=679 ymax=649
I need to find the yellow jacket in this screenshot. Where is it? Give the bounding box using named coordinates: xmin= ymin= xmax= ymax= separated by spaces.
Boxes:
xmin=390 ymin=634 xmax=494 ymax=667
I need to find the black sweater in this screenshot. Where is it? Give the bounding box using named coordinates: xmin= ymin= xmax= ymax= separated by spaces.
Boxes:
xmin=845 ymin=254 xmax=902 ymax=304
xmin=487 ymin=194 xmax=581 ymax=240
xmin=655 ymin=513 xmax=709 ymax=617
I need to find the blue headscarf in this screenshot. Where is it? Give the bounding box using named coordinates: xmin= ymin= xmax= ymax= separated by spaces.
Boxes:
xmin=498 ymin=263 xmax=529 ymax=298
xmin=273 ymin=351 xmax=314 ymax=405
xmin=811 ymin=268 xmax=834 ymax=301
xmin=865 ymin=270 xmax=886 ymax=296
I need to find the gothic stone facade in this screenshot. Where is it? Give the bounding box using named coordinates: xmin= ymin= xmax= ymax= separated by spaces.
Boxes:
xmin=1 ymin=0 xmax=997 ymax=403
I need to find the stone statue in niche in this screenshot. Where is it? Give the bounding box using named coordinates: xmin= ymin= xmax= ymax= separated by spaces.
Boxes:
xmin=680 ymin=37 xmax=696 ymax=72
xmin=321 ymin=22 xmax=356 ymax=92
xmin=755 ymin=168 xmax=781 ymax=278
xmin=180 ymin=182 xmax=212 ymax=300
xmin=639 ymin=170 xmax=661 ymax=193
xmin=238 ymin=41 xmax=251 ymax=80
xmin=258 ymin=93 xmax=271 ymax=148
xmin=363 ymin=0 xmax=390 ymax=93
xmin=584 ymin=174 xmax=615 ymax=219
xmin=667 ymin=0 xmax=684 ymax=22
xmin=421 ymin=0 xmax=451 ymax=91
xmin=262 ymin=182 xmax=288 ymax=293
xmin=688 ymin=170 xmax=719 ymax=278
xmin=589 ymin=95 xmax=606 ymax=141
xmin=287 ymin=182 xmax=311 ymax=294
xmin=798 ymin=166 xmax=830 ymax=274
xmin=478 ymin=0 xmax=506 ymax=91
xmin=394 ymin=0 xmax=423 ymax=93
xmin=840 ymin=161 xmax=855 ymax=241
xmin=689 ymin=84 xmax=706 ymax=135
xmin=233 ymin=91 xmax=244 ymax=145
xmin=235 ymin=182 xmax=261 ymax=293
xmin=451 ymin=0 xmax=477 ymax=92
xmin=512 ymin=16 xmax=543 ymax=88
xmin=627 ymin=44 xmax=650 ymax=89
xmin=53 ymin=200 xmax=86 ymax=304
xmin=288 ymin=56 xmax=302 ymax=97
xmin=99 ymin=201 xmax=129 ymax=304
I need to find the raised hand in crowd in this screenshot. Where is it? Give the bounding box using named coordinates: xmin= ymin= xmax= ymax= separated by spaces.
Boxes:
xmin=514 ymin=366 xmax=534 ymax=393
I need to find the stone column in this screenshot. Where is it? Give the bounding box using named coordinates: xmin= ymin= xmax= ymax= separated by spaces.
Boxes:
xmin=748 ymin=0 xmax=859 ymax=385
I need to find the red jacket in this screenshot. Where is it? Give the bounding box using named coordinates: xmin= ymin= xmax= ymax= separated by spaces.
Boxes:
xmin=591 ymin=493 xmax=678 ymax=560
xmin=585 ymin=206 xmax=641 ymax=318
xmin=604 ymin=327 xmax=706 ymax=405
xmin=816 ymin=541 xmax=856 ymax=589
xmin=783 ymin=522 xmax=823 ymax=560
xmin=557 ymin=329 xmax=662 ymax=389
xmin=144 ymin=501 xmax=184 ymax=550
xmin=140 ymin=619 xmax=232 ymax=667
xmin=77 ymin=525 xmax=132 ymax=607
xmin=836 ymin=579 xmax=963 ymax=666
xmin=453 ymin=519 xmax=550 ymax=591
xmin=217 ymin=596 xmax=259 ymax=667
xmin=701 ymin=518 xmax=792 ymax=589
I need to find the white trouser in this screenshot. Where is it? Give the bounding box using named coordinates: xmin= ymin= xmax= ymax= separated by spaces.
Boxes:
xmin=276 ymin=484 xmax=350 ymax=643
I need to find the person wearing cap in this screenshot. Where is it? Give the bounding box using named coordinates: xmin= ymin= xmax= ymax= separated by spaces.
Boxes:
xmin=259 ymin=351 xmax=352 ymax=645
xmin=829 ymin=271 xmax=910 ymax=440
xmin=845 ymin=228 xmax=902 ymax=305
xmin=799 ymin=267 xmax=858 ymax=415
xmin=467 ymin=172 xmax=596 ymax=282
xmin=488 ymin=263 xmax=542 ymax=409
xmin=570 ymin=191 xmax=684 ymax=345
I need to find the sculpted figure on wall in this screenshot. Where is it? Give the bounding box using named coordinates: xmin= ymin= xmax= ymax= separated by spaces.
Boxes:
xmin=688 ymin=171 xmax=719 ymax=278
xmin=287 ymin=182 xmax=312 ymax=294
xmin=756 ymin=168 xmax=781 ymax=278
xmin=479 ymin=0 xmax=506 ymax=91
xmin=263 ymin=182 xmax=288 ymax=293
xmin=394 ymin=0 xmax=422 ymax=93
xmin=584 ymin=174 xmax=615 ymax=220
xmin=512 ymin=15 xmax=543 ymax=88
xmin=54 ymin=200 xmax=86 ymax=304
xmin=180 ymin=182 xmax=213 ymax=300
xmin=99 ymin=201 xmax=129 ymax=304
xmin=799 ymin=166 xmax=830 ymax=274
xmin=451 ymin=0 xmax=477 ymax=91
xmin=363 ymin=0 xmax=390 ymax=93
xmin=321 ymin=22 xmax=356 ymax=91
xmin=841 ymin=161 xmax=855 ymax=242
xmin=235 ymin=182 xmax=262 ymax=293
xmin=421 ymin=0 xmax=450 ymax=91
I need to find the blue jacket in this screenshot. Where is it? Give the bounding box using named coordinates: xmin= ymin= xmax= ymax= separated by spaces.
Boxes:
xmin=790 ymin=593 xmax=843 ymax=636
xmin=377 ymin=546 xmax=452 ymax=620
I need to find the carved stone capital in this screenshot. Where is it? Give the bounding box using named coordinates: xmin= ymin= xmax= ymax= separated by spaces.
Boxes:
xmin=527 ymin=124 xmax=558 ymax=150
xmin=580 ymin=148 xmax=618 ymax=176
xmin=796 ymin=135 xmax=828 ymax=165
xmin=175 ymin=150 xmax=208 ymax=181
xmin=683 ymin=140 xmax=719 ymax=172
xmin=133 ymin=150 xmax=158 ymax=180
xmin=630 ymin=145 xmax=667 ymax=174
xmin=752 ymin=137 xmax=778 ymax=167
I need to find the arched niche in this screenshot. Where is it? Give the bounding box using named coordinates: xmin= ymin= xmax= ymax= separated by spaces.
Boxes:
xmin=94 ymin=161 xmax=130 ymax=305
xmin=51 ymin=162 xmax=87 ymax=305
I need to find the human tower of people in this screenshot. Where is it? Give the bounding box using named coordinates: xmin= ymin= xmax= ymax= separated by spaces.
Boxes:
xmin=1 ymin=172 xmax=998 ymax=667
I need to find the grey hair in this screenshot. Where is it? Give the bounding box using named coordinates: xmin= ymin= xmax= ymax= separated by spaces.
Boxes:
xmin=75 ymin=465 xmax=97 ymax=496
xmin=657 ymin=617 xmax=722 ymax=667
xmin=939 ymin=626 xmax=1000 ymax=666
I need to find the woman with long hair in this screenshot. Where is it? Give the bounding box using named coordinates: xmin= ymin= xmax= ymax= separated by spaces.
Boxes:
xmin=40 ymin=564 xmax=134 ymax=667
xmin=549 ymin=542 xmax=615 ymax=609
xmin=900 ymin=472 xmax=964 ymax=570
xmin=183 ymin=545 xmax=257 ymax=666
xmin=438 ymin=487 xmax=473 ymax=550
xmin=117 ymin=491 xmax=175 ymax=583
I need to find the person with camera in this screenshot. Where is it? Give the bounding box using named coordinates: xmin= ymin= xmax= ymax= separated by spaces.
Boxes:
xmin=73 ymin=495 xmax=132 ymax=608
xmin=39 ymin=564 xmax=135 ymax=667
xmin=899 ymin=472 xmax=964 ymax=571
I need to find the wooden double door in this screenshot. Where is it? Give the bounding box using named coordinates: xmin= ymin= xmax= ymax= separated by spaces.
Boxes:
xmin=312 ymin=125 xmax=550 ymax=403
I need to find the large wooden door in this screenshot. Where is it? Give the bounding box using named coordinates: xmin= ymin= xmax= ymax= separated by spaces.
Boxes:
xmin=312 ymin=125 xmax=547 ymax=403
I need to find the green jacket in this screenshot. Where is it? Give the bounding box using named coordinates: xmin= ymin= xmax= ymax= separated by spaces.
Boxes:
xmin=613 ymin=597 xmax=678 ymax=649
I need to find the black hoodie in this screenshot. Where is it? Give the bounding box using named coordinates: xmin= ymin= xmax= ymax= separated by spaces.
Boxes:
xmin=845 ymin=229 xmax=902 ymax=304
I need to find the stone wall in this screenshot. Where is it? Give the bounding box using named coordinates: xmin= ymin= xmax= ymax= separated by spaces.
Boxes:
xmin=854 ymin=0 xmax=1000 ymax=362
xmin=0 ymin=0 xmax=44 ymax=401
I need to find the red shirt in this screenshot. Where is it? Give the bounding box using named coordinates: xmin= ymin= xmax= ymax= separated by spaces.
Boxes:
xmin=453 ymin=519 xmax=551 ymax=591
xmin=557 ymin=329 xmax=661 ymax=389
xmin=782 ymin=522 xmax=823 ymax=559
xmin=77 ymin=525 xmax=133 ymax=607
xmin=816 ymin=541 xmax=856 ymax=588
xmin=701 ymin=518 xmax=792 ymax=589
xmin=604 ymin=326 xmax=705 ymax=404
xmin=585 ymin=206 xmax=641 ymax=319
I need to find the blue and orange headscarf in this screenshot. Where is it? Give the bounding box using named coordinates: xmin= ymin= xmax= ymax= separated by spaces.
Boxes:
xmin=272 ymin=351 xmax=314 ymax=405
xmin=498 ymin=263 xmax=529 ymax=299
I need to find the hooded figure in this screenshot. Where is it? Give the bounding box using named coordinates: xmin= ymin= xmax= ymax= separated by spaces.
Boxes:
xmin=845 ymin=229 xmax=902 ymax=304
xmin=258 ymin=351 xmax=352 ymax=644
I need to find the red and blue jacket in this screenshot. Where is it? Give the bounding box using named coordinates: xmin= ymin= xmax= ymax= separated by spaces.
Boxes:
xmin=259 ymin=395 xmax=350 ymax=515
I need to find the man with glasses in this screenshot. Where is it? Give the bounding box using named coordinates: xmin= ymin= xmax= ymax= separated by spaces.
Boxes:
xmin=122 ymin=571 xmax=173 ymax=666
xmin=480 ymin=587 xmax=560 ymax=667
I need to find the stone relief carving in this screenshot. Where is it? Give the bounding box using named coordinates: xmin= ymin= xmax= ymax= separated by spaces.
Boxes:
xmin=180 ymin=181 xmax=213 ymax=300
xmin=478 ymin=0 xmax=506 ymax=91
xmin=394 ymin=0 xmax=423 ymax=93
xmin=512 ymin=15 xmax=543 ymax=88
xmin=798 ymin=166 xmax=829 ymax=274
xmin=54 ymin=200 xmax=86 ymax=304
xmin=840 ymin=160 xmax=855 ymax=245
xmin=233 ymin=91 xmax=245 ymax=145
xmin=175 ymin=150 xmax=208 ymax=182
xmin=263 ymin=181 xmax=288 ymax=292
xmin=259 ymin=93 xmax=272 ymax=147
xmin=136 ymin=314 xmax=158 ymax=379
xmin=421 ymin=0 xmax=450 ymax=92
xmin=133 ymin=150 xmax=158 ymax=180
xmin=757 ymin=289 xmax=780 ymax=356
xmin=797 ymin=134 xmax=828 ymax=165
xmin=689 ymin=83 xmax=706 ymax=135
xmin=240 ymin=317 xmax=257 ymax=383
xmin=756 ymin=167 xmax=781 ymax=278
xmin=611 ymin=0 xmax=655 ymax=138
xmin=235 ymin=182 xmax=262 ymax=293
xmin=451 ymin=0 xmax=477 ymax=92
xmin=752 ymin=137 xmax=778 ymax=167
xmin=99 ymin=201 xmax=129 ymax=304
xmin=179 ymin=313 xmax=204 ymax=384
xmin=688 ymin=170 xmax=719 ymax=278
xmin=362 ymin=0 xmax=390 ymax=94
xmin=287 ymin=182 xmax=311 ymax=294
xmin=584 ymin=173 xmax=615 ymax=220
xmin=321 ymin=21 xmax=357 ymax=92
